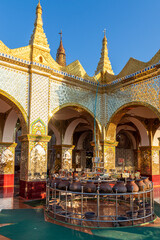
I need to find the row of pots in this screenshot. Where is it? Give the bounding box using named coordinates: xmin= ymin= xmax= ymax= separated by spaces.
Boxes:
xmin=50 ymin=177 xmax=152 ymax=193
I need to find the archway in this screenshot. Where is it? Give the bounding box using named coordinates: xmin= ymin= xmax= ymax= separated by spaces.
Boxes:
xmin=48 ymin=105 xmax=100 ymax=172
xmin=0 ymin=92 xmax=27 ymax=196
xmin=105 ymin=103 xmax=160 ymax=184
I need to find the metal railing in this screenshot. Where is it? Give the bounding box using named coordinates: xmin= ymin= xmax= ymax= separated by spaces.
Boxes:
xmin=45 ymin=181 xmax=155 ymax=228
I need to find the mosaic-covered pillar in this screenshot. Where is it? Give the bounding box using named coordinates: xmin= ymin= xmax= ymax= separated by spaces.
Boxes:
xmin=91 ymin=140 xmax=118 ymax=172
xmin=91 ymin=141 xmax=103 ymax=170
xmin=102 ymin=140 xmax=118 ymax=172
xmin=18 ymin=71 xmax=50 ymax=199
xmin=54 ymin=145 xmax=75 ymax=172
xmin=139 ymin=146 xmax=160 ymax=184
xmin=139 ymin=147 xmax=152 ymax=176
xmin=136 ymin=149 xmax=141 ymax=171
xmin=19 ymin=134 xmax=51 ymax=199
xmin=0 ymin=142 xmax=17 ymax=196
xmin=73 ymin=150 xmax=85 ymax=169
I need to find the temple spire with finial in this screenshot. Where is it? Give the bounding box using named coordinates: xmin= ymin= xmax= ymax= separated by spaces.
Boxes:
xmin=29 ymin=1 xmax=50 ymax=51
xmin=95 ymin=29 xmax=114 ymax=75
xmin=56 ymin=30 xmax=66 ymax=67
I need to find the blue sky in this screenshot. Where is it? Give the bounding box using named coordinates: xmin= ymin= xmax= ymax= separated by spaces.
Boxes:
xmin=1 ymin=0 xmax=160 ymax=76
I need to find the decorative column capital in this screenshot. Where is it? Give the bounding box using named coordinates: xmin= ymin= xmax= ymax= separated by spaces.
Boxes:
xmin=53 ymin=144 xmax=75 ymax=150
xmin=0 ymin=142 xmax=17 ymax=147
xmin=91 ymin=140 xmax=118 ymax=147
xmin=18 ymin=134 xmax=51 ymax=142
xmin=101 ymin=140 xmax=118 ymax=147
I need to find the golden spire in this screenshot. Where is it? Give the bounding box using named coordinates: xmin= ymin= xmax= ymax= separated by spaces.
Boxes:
xmin=29 ymin=1 xmax=50 ymax=51
xmin=95 ymin=29 xmax=114 ymax=75
xmin=56 ymin=30 xmax=66 ymax=67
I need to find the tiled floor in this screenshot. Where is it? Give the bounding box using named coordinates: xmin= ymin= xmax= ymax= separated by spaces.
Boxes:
xmin=153 ymin=187 xmax=160 ymax=203
xmin=0 ymin=186 xmax=35 ymax=210
xmin=1 ymin=186 xmax=160 ymax=240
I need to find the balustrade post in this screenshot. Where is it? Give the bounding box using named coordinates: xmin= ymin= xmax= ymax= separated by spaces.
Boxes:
xmin=131 ymin=187 xmax=134 ymax=225
xmin=115 ymin=189 xmax=118 ymax=223
xmin=54 ymin=183 xmax=57 ymax=219
xmin=97 ymin=185 xmax=100 ymax=227
xmin=143 ymin=185 xmax=146 ymax=223
xmin=81 ymin=186 xmax=84 ymax=225
xmin=65 ymin=186 xmax=68 ymax=222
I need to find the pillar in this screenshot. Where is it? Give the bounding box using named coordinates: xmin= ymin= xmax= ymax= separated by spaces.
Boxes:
xmin=54 ymin=145 xmax=75 ymax=172
xmin=139 ymin=146 xmax=160 ymax=185
xmin=73 ymin=150 xmax=85 ymax=169
xmin=102 ymin=140 xmax=118 ymax=172
xmin=0 ymin=142 xmax=17 ymax=196
xmin=19 ymin=134 xmax=51 ymax=199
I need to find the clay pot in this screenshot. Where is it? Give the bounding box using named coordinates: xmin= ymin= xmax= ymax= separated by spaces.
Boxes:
xmin=84 ymin=180 xmax=96 ymax=193
xmin=113 ymin=181 xmax=127 ymax=193
xmin=117 ymin=216 xmax=128 ymax=226
xmin=69 ymin=178 xmax=82 ymax=192
xmin=85 ymin=212 xmax=96 ymax=219
xmin=126 ymin=180 xmax=139 ymax=192
xmin=138 ymin=209 xmax=146 ymax=217
xmin=58 ymin=178 xmax=70 ymax=190
xmin=136 ymin=179 xmax=147 ymax=192
xmin=142 ymin=177 xmax=152 ymax=189
xmin=52 ymin=204 xmax=63 ymax=212
xmin=49 ymin=199 xmax=59 ymax=205
xmin=99 ymin=181 xmax=112 ymax=193
xmin=51 ymin=177 xmax=61 ymax=188
xmin=145 ymin=206 xmax=151 ymax=215
xmin=126 ymin=211 xmax=138 ymax=219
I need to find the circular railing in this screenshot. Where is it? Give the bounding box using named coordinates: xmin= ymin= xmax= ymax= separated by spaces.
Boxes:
xmin=45 ymin=179 xmax=155 ymax=228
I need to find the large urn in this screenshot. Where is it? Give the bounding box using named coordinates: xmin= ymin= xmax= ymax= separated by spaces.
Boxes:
xmin=99 ymin=181 xmax=112 ymax=193
xmin=113 ymin=181 xmax=127 ymax=193
xmin=69 ymin=178 xmax=82 ymax=192
xmin=51 ymin=177 xmax=61 ymax=188
xmin=142 ymin=177 xmax=152 ymax=189
xmin=84 ymin=180 xmax=96 ymax=193
xmin=58 ymin=178 xmax=70 ymax=190
xmin=126 ymin=179 xmax=139 ymax=192
xmin=136 ymin=179 xmax=147 ymax=191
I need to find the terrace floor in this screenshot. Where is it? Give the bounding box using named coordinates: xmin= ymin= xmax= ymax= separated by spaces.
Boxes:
xmin=0 ymin=186 xmax=160 ymax=240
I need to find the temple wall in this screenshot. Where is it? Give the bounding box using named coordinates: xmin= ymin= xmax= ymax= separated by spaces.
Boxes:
xmin=50 ymin=80 xmax=102 ymax=124
xmin=0 ymin=65 xmax=29 ymax=113
xmin=107 ymin=76 xmax=160 ymax=123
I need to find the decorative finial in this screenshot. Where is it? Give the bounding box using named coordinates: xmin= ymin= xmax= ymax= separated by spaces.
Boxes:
xmin=56 ymin=30 xmax=66 ymax=67
xmin=37 ymin=0 xmax=41 ymax=9
xmin=59 ymin=30 xmax=62 ymax=41
xmin=103 ymin=29 xmax=106 ymax=37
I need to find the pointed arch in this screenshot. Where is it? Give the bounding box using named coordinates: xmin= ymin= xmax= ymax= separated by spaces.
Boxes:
xmin=0 ymin=89 xmax=28 ymax=134
xmin=49 ymin=103 xmax=101 ymax=134
xmin=48 ymin=123 xmax=61 ymax=145
xmin=63 ymin=118 xmax=87 ymax=145
xmin=2 ymin=110 xmax=18 ymax=142
xmin=76 ymin=131 xmax=90 ymax=150
xmin=106 ymin=101 xmax=160 ymax=145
